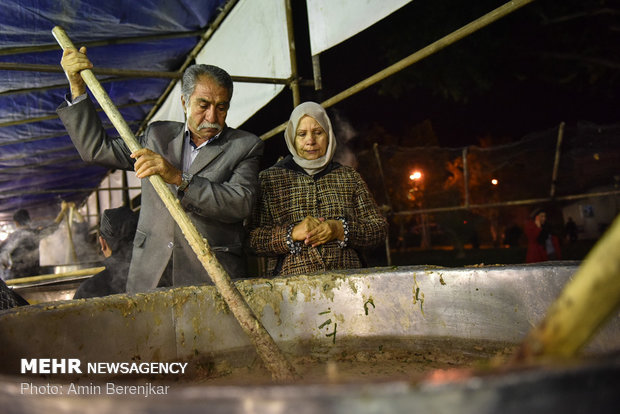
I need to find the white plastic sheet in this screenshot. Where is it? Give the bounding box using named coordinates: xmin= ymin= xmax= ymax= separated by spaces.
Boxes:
xmin=151 ymin=0 xmax=291 ymax=128
xmin=306 ymin=0 xmax=412 ymax=56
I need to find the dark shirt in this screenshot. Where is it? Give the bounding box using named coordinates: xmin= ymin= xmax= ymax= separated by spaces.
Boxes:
xmin=73 ymin=253 xmax=131 ymax=299
xmin=0 ymin=279 xmax=28 ymax=310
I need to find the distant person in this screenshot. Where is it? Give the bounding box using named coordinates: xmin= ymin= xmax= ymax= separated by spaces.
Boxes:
xmin=525 ymin=208 xmax=562 ymax=263
xmin=565 ymin=216 xmax=578 ymax=243
xmin=0 ymin=209 xmax=41 ymax=279
xmin=249 ymin=102 xmax=388 ymax=276
xmin=73 ymin=206 xmax=138 ymax=299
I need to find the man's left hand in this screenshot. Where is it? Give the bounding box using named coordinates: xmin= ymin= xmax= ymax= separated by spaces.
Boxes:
xmin=131 ymin=148 xmax=182 ymax=185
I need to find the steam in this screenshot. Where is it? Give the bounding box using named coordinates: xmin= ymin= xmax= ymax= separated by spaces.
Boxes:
xmin=331 ymin=110 xmax=358 ymax=169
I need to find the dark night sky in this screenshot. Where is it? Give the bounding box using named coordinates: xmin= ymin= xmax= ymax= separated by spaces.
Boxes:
xmin=240 ymin=0 xmax=619 ymax=169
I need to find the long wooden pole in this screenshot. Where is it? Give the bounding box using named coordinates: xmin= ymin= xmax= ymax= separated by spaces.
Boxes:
xmin=51 ymin=26 xmax=296 ymax=382
xmin=515 ymin=213 xmax=620 ymax=361
xmin=5 ymin=267 xmax=106 ymax=286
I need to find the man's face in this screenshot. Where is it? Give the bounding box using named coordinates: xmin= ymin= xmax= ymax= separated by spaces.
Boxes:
xmin=182 ymin=75 xmax=230 ymax=144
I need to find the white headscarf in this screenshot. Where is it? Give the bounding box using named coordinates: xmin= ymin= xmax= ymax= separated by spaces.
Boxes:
xmin=284 ymin=102 xmax=337 ymax=176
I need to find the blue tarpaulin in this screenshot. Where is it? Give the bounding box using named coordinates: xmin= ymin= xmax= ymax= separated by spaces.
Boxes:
xmin=0 ymin=0 xmax=227 ymax=221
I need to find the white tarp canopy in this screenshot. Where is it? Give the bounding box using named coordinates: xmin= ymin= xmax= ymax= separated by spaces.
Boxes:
xmin=306 ymin=0 xmax=413 ymax=56
xmin=96 ymin=0 xmax=415 ymax=215
xmin=151 ymin=0 xmax=291 ymax=128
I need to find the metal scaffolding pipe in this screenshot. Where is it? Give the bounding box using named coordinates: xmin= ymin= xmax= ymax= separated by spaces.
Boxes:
xmin=462 ymin=147 xmax=470 ymax=208
xmin=0 ymin=121 xmax=141 ymax=146
xmin=393 ymin=189 xmax=620 ymax=217
xmin=0 ymin=100 xmax=156 ymax=128
xmin=550 ymin=121 xmax=565 ymax=198
xmin=285 ymin=0 xmax=301 ymax=107
xmin=0 ymin=62 xmax=291 ymax=84
xmin=0 ymin=30 xmax=204 ymax=57
xmin=0 ymin=186 xmax=143 ymax=199
xmin=260 ymin=0 xmax=537 ymax=141
xmin=0 ymin=76 xmax=141 ymax=97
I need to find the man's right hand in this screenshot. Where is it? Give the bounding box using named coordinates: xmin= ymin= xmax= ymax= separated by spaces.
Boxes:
xmin=60 ymin=46 xmax=92 ymax=99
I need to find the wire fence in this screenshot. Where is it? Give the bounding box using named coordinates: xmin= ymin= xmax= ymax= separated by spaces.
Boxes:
xmin=356 ymin=122 xmax=620 ymax=251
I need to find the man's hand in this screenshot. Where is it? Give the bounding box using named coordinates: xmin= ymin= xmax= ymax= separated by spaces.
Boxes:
xmin=131 ymin=148 xmax=182 ymax=185
xmin=60 ymin=46 xmax=92 ymax=99
xmin=304 ymin=219 xmax=344 ymax=247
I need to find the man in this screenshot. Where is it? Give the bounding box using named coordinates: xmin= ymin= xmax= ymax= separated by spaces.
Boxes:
xmin=565 ymin=216 xmax=578 ymax=243
xmin=73 ymin=206 xmax=138 ymax=299
xmin=57 ymin=47 xmax=264 ymax=293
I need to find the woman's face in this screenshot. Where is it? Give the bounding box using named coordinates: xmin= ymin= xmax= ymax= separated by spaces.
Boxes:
xmin=294 ymin=115 xmax=328 ymax=160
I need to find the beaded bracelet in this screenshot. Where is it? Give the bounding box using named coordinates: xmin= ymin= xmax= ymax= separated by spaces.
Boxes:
xmin=286 ymin=223 xmax=303 ymax=254
xmin=335 ymin=216 xmax=349 ymax=248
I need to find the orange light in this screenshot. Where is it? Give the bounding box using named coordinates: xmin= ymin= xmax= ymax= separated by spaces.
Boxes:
xmin=491 ymin=178 xmax=498 ymax=185
xmin=409 ymin=171 xmax=422 ymax=181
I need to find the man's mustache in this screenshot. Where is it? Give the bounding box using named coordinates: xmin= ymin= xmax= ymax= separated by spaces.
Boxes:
xmin=197 ymin=122 xmax=222 ymax=131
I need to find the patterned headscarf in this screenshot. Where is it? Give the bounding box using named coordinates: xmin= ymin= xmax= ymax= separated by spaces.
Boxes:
xmin=284 ymin=102 xmax=337 ymax=175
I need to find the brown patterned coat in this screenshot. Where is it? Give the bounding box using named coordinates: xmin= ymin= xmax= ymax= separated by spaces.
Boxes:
xmin=249 ymin=156 xmax=387 ymax=276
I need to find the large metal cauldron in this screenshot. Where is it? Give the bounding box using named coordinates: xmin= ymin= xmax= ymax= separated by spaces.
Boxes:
xmin=0 ymin=263 xmax=618 ymax=413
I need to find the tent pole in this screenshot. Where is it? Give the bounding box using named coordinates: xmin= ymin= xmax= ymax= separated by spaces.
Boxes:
xmin=285 ymin=0 xmax=301 ymax=106
xmin=52 ymin=26 xmax=297 ymax=383
xmin=0 ymin=100 xmax=156 ymax=128
xmin=312 ymin=54 xmax=323 ymax=91
xmin=0 ymin=30 xmax=205 ymax=57
xmin=550 ymin=122 xmax=565 ymax=198
xmin=122 ymin=171 xmax=129 ymax=206
xmin=393 ymin=189 xmax=620 ymax=217
xmin=0 ymin=62 xmax=290 ymax=84
xmin=0 ymin=120 xmax=142 ymax=145
xmin=320 ymin=0 xmax=536 ymax=108
xmin=95 ymin=187 xmax=101 ymax=227
xmin=261 ymin=0 xmax=537 ymax=141
xmin=463 ymin=148 xmax=470 ymax=209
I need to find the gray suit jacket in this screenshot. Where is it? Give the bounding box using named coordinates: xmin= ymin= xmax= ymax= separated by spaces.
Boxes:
xmin=57 ymin=97 xmax=264 ymax=293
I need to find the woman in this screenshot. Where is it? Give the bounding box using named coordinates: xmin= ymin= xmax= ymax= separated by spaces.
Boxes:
xmin=249 ymin=102 xmax=388 ymax=276
xmin=525 ymin=207 xmax=561 ymax=263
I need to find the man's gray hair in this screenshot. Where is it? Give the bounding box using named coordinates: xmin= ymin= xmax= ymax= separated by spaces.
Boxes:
xmin=182 ymin=64 xmax=233 ymax=103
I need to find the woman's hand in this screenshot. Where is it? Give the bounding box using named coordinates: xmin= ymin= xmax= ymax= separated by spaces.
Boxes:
xmin=304 ymin=219 xmax=344 ymax=247
xmin=291 ymin=216 xmax=322 ymax=242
